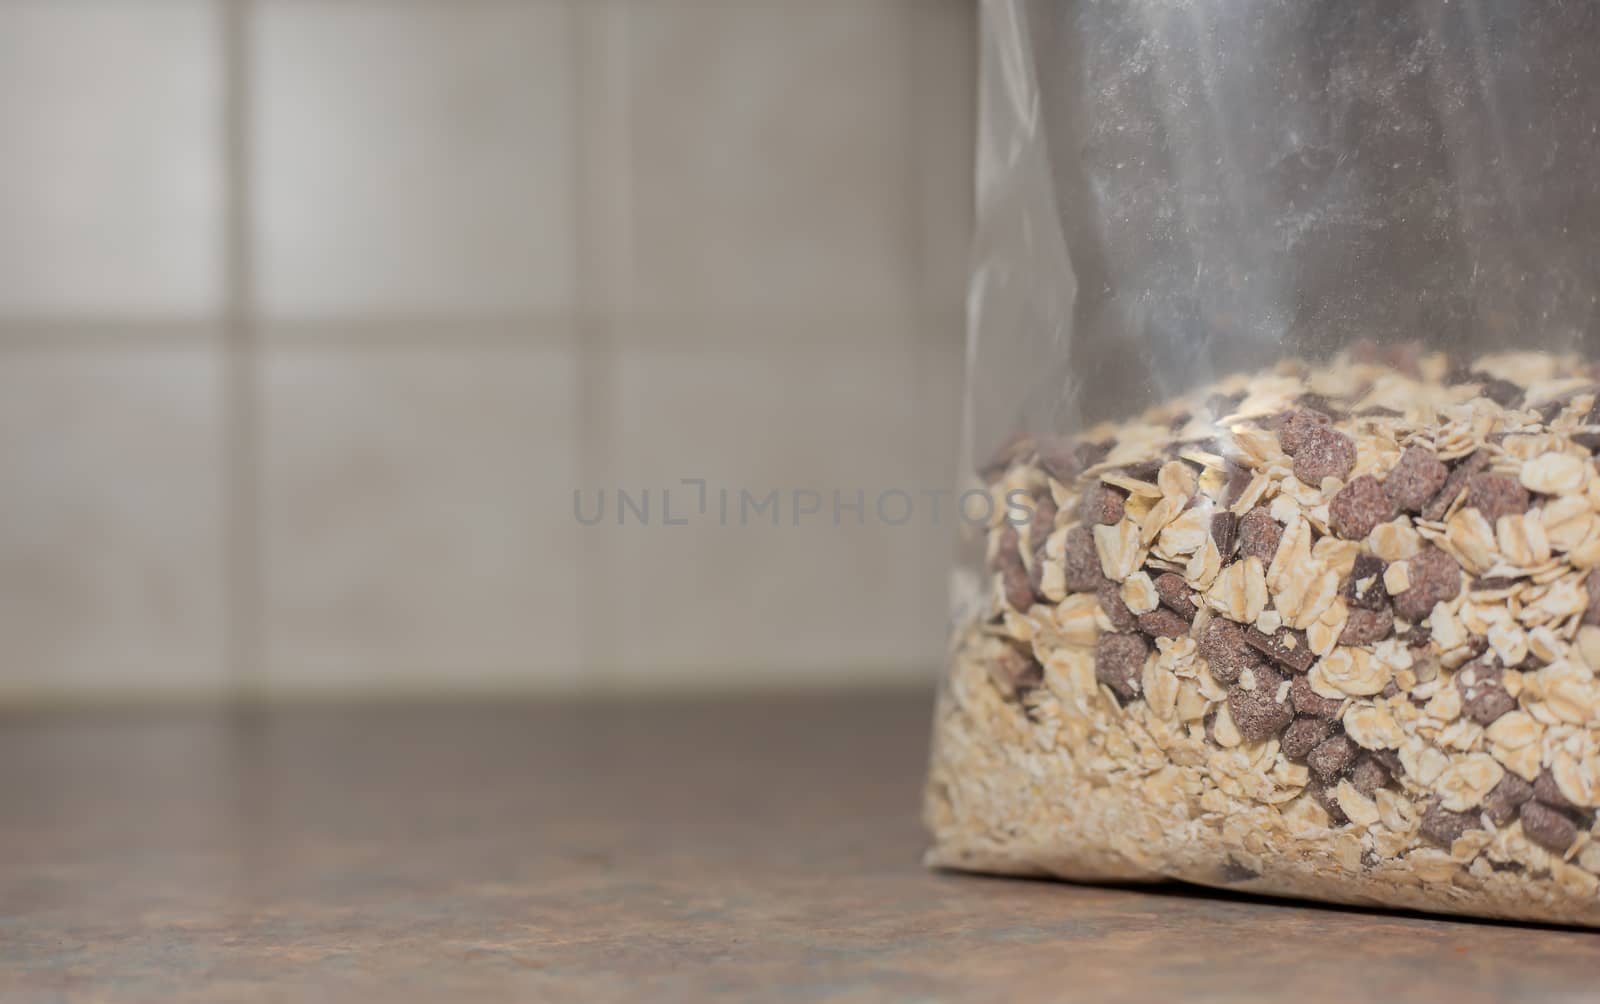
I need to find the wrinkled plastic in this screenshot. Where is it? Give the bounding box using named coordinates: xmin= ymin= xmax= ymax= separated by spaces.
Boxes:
xmin=928 ymin=0 xmax=1600 ymax=925
xmin=966 ymin=0 xmax=1600 ymax=472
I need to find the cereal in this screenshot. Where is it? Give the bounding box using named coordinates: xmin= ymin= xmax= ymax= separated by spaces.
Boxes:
xmin=1293 ymin=426 xmax=1358 ymax=485
xmin=1290 ymin=672 xmax=1345 ymax=719
xmin=1342 ymin=554 xmax=1390 ymax=611
xmin=1340 ymin=606 xmax=1395 ymax=646
xmin=1063 ymin=527 xmax=1106 ymax=593
xmin=1482 ymin=773 xmax=1534 ymax=826
xmin=1154 ymin=571 xmax=1198 ymax=620
xmin=1000 ymin=562 xmax=1035 ymax=612
xmin=1307 ymin=734 xmax=1360 ymax=784
xmin=1278 ymin=407 xmax=1333 ymax=455
xmin=1475 ymin=375 xmax=1524 ymax=409
xmin=994 ymin=528 xmax=1037 ymax=612
xmin=1534 ymin=768 xmax=1580 ymax=814
xmin=1281 ymin=717 xmax=1332 ymax=760
xmin=1227 ymin=664 xmax=1294 ymax=742
xmin=1455 ymin=659 xmax=1517 ymax=725
xmin=1029 ymin=491 xmax=1058 ymax=553
xmin=1422 ymin=451 xmax=1490 ymax=523
xmin=1466 ymin=474 xmax=1532 ymax=522
xmin=1237 ymin=508 xmax=1282 ymax=565
xmin=1096 ymin=580 xmax=1140 ymax=632
xmin=1331 ymin=475 xmax=1398 ymax=540
xmin=1521 ymin=801 xmax=1579 ymax=854
xmin=1420 ymin=800 xmax=1481 ymax=847
xmin=1245 ymin=625 xmax=1315 ymax=674
xmin=930 ymin=351 xmax=1600 ymax=928
xmin=986 ymin=645 xmax=1044 ymax=702
xmin=1392 ymin=547 xmax=1463 ymax=622
xmin=1349 ymin=755 xmax=1391 ymax=797
xmin=1385 ymin=446 xmax=1449 ymax=512
xmin=1210 ymin=511 xmax=1240 ymax=559
xmin=1198 ymin=617 xmax=1264 ymax=685
xmin=1080 ymin=482 xmax=1128 ymax=526
xmin=1094 ymin=633 xmax=1148 ymax=702
xmin=1137 ymin=607 xmax=1191 ymax=639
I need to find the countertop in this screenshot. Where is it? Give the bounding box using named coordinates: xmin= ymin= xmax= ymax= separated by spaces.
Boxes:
xmin=3 ymin=692 xmax=1597 ymax=1002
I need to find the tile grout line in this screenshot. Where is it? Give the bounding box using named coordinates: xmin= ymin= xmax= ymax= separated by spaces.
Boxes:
xmin=579 ymin=2 xmax=641 ymax=692
xmin=909 ymin=0 xmax=956 ymax=471
xmin=0 ymin=309 xmax=921 ymax=345
xmin=221 ymin=0 xmax=261 ymax=701
xmin=907 ymin=0 xmax=930 ymax=435
xmin=572 ymin=2 xmax=615 ymax=693
xmin=907 ymin=0 xmax=933 ymax=335
xmin=907 ymin=1 xmax=941 ymax=522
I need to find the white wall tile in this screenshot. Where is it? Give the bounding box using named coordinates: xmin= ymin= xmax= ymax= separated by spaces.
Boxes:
xmin=0 ymin=347 xmax=226 ymax=698
xmin=0 ymin=0 xmax=222 ymax=317
xmin=253 ymin=0 xmax=576 ymax=320
xmin=259 ymin=343 xmax=581 ymax=693
xmin=593 ymin=326 xmax=951 ymax=689
xmin=617 ymin=2 xmax=918 ymax=317
xmin=0 ymin=0 xmax=982 ymax=702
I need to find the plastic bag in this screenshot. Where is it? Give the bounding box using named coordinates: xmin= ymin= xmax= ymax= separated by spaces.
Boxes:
xmin=924 ymin=0 xmax=1600 ymax=925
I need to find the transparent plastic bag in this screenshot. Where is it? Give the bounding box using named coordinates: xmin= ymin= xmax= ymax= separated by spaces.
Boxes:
xmin=924 ymin=0 xmax=1600 ymax=924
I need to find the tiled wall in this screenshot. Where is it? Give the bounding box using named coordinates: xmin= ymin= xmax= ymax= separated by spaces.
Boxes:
xmin=0 ymin=0 xmax=976 ymax=701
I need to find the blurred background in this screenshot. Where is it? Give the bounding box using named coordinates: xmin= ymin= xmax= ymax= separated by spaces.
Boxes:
xmin=0 ymin=0 xmax=976 ymax=704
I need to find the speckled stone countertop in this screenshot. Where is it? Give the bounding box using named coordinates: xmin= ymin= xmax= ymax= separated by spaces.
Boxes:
xmin=3 ymin=693 xmax=1596 ymax=1002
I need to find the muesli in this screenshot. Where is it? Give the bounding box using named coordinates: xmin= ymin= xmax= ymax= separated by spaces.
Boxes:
xmin=925 ymin=349 xmax=1600 ymax=924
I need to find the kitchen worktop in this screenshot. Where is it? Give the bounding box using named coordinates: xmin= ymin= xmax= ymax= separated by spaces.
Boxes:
xmin=4 ymin=692 xmax=1596 ymax=1002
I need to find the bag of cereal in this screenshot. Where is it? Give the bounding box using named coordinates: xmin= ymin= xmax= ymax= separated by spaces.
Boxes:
xmin=926 ymin=0 xmax=1600 ymax=924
